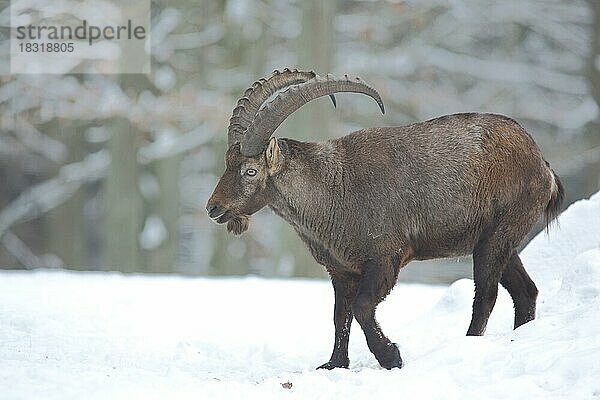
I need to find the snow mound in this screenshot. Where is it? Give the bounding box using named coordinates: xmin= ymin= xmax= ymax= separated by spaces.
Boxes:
xmin=522 ymin=190 xmax=600 ymax=300
xmin=1 ymin=192 xmax=599 ymax=400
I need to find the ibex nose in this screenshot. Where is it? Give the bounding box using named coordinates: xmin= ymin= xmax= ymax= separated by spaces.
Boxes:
xmin=206 ymin=202 xmax=225 ymax=219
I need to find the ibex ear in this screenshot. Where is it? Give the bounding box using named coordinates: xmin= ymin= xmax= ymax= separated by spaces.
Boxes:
xmin=265 ymin=137 xmax=281 ymax=175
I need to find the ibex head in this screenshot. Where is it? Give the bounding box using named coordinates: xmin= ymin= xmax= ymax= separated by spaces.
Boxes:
xmin=206 ymin=68 xmax=384 ymax=235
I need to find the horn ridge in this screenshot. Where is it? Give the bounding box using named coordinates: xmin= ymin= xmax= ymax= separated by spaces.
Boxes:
xmin=227 ymin=69 xmax=318 ymax=146
xmin=240 ymin=73 xmax=384 ymax=156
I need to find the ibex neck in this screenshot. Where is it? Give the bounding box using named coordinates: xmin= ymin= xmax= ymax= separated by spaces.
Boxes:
xmin=268 ymin=139 xmax=344 ymax=238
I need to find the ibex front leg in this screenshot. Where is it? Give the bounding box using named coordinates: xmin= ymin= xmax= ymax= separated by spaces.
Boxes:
xmin=318 ymin=272 xmax=358 ymax=369
xmin=353 ymin=260 xmax=402 ymax=369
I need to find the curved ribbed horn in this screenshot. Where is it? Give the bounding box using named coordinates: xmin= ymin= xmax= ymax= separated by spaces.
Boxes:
xmin=240 ymin=74 xmax=385 ymax=156
xmin=227 ymin=68 xmax=336 ymax=146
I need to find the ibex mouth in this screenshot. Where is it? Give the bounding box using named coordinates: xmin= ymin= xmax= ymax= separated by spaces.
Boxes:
xmin=212 ymin=211 xmax=233 ymax=224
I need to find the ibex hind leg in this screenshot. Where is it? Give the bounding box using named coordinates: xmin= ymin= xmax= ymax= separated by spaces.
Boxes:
xmin=352 ymin=260 xmax=402 ymax=369
xmin=467 ymin=235 xmax=514 ymax=336
xmin=468 ymin=189 xmax=543 ymax=336
xmin=500 ymin=252 xmax=538 ymax=329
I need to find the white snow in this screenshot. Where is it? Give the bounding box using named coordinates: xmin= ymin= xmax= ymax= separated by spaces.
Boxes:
xmin=1 ymin=192 xmax=600 ymax=400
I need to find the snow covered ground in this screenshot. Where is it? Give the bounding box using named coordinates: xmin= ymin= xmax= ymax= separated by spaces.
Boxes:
xmin=1 ymin=192 xmax=599 ymax=400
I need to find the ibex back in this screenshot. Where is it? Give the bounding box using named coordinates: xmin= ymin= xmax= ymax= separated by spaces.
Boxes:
xmin=206 ymin=69 xmax=564 ymax=370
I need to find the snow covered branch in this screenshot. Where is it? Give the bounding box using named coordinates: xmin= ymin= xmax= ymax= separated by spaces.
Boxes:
xmin=416 ymin=45 xmax=588 ymax=95
xmin=1 ymin=229 xmax=64 ymax=269
xmin=0 ymin=122 xmax=213 ymax=239
xmin=137 ymin=124 xmax=212 ymax=165
xmin=12 ymin=117 xmax=68 ymax=163
xmin=0 ymin=150 xmax=110 ymax=240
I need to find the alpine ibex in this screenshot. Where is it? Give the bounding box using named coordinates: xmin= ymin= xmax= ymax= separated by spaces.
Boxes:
xmin=206 ymin=69 xmax=564 ymax=370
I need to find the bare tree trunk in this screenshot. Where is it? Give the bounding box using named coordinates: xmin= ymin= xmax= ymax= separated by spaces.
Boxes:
xmin=146 ymin=155 xmax=181 ymax=273
xmin=274 ymin=0 xmax=336 ymax=279
xmin=47 ymin=120 xmax=86 ymax=268
xmin=103 ymin=115 xmax=143 ymax=272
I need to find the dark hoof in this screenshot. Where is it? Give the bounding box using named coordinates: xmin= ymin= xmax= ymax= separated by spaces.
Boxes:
xmin=378 ymin=343 xmax=403 ymax=370
xmin=317 ymin=359 xmax=349 ymax=370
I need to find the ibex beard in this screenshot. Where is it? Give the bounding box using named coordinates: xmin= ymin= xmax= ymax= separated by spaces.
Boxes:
xmin=227 ymin=216 xmax=249 ymax=235
xmin=206 ymin=68 xmax=564 ymax=370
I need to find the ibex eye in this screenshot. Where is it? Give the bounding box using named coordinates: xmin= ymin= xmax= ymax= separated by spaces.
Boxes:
xmin=246 ymin=168 xmax=257 ymax=177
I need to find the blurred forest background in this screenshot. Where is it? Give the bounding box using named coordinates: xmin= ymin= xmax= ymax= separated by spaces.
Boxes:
xmin=0 ymin=0 xmax=599 ymax=283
